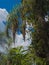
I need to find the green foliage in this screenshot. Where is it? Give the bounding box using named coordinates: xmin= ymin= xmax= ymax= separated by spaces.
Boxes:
xmin=6 ymin=13 xmax=18 ymax=43
xmin=7 ymin=46 xmax=33 ymax=65
xmin=4 ymin=0 xmax=49 ymax=65
xmin=28 ymin=45 xmax=46 ymax=65
xmin=21 ymin=0 xmax=49 ymax=65
xmin=0 ymin=53 xmax=7 ymax=65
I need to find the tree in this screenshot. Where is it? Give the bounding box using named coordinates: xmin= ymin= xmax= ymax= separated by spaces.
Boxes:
xmin=0 ymin=33 xmax=12 ymax=65
xmin=21 ymin=0 xmax=49 ymax=65
xmin=6 ymin=11 xmax=18 ymax=44
xmin=7 ymin=46 xmax=33 ymax=65
xmin=0 ymin=53 xmax=7 ymax=65
xmin=28 ymin=45 xmax=46 ymax=65
xmin=6 ymin=3 xmax=26 ymax=44
xmin=6 ymin=0 xmax=49 ymax=64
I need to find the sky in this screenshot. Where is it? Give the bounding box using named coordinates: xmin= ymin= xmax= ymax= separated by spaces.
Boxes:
xmin=0 ymin=0 xmax=21 ymax=12
xmin=0 ymin=0 xmax=48 ymax=53
xmin=0 ymin=0 xmax=31 ymax=52
xmin=0 ymin=0 xmax=21 ymax=32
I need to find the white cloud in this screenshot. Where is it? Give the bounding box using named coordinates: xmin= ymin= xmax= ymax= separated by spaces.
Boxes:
xmin=0 ymin=8 xmax=8 ymax=22
xmin=0 ymin=8 xmax=31 ymax=53
xmin=10 ymin=22 xmax=31 ymax=48
xmin=11 ymin=32 xmax=31 ymax=48
xmin=0 ymin=8 xmax=8 ymax=32
xmin=0 ymin=8 xmax=9 ymax=53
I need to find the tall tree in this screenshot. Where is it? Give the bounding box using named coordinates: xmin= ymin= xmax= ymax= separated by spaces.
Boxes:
xmin=21 ymin=0 xmax=49 ymax=65
xmin=6 ymin=5 xmax=19 ymax=44
xmin=6 ymin=3 xmax=26 ymax=44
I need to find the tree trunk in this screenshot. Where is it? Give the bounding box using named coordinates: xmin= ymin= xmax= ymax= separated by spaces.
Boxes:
xmin=46 ymin=53 xmax=49 ymax=65
xmin=7 ymin=60 xmax=12 ymax=65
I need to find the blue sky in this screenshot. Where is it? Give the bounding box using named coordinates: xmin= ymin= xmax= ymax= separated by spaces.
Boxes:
xmin=0 ymin=0 xmax=21 ymax=12
xmin=0 ymin=0 xmax=31 ymax=48
xmin=0 ymin=0 xmax=21 ymax=32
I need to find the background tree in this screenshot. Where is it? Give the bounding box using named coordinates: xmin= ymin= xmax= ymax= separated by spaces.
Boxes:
xmin=21 ymin=0 xmax=49 ymax=65
xmin=6 ymin=0 xmax=49 ymax=64
xmin=6 ymin=12 xmax=18 ymax=44
xmin=0 ymin=32 xmax=12 ymax=65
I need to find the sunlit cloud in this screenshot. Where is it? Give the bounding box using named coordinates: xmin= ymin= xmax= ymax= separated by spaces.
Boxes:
xmin=0 ymin=8 xmax=31 ymax=53
xmin=0 ymin=8 xmax=8 ymax=32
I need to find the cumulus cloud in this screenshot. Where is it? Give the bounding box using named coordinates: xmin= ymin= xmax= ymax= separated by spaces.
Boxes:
xmin=11 ymin=34 xmax=31 ymax=47
xmin=0 ymin=8 xmax=8 ymax=32
xmin=0 ymin=8 xmax=8 ymax=21
xmin=11 ymin=28 xmax=31 ymax=47
xmin=0 ymin=8 xmax=31 ymax=53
